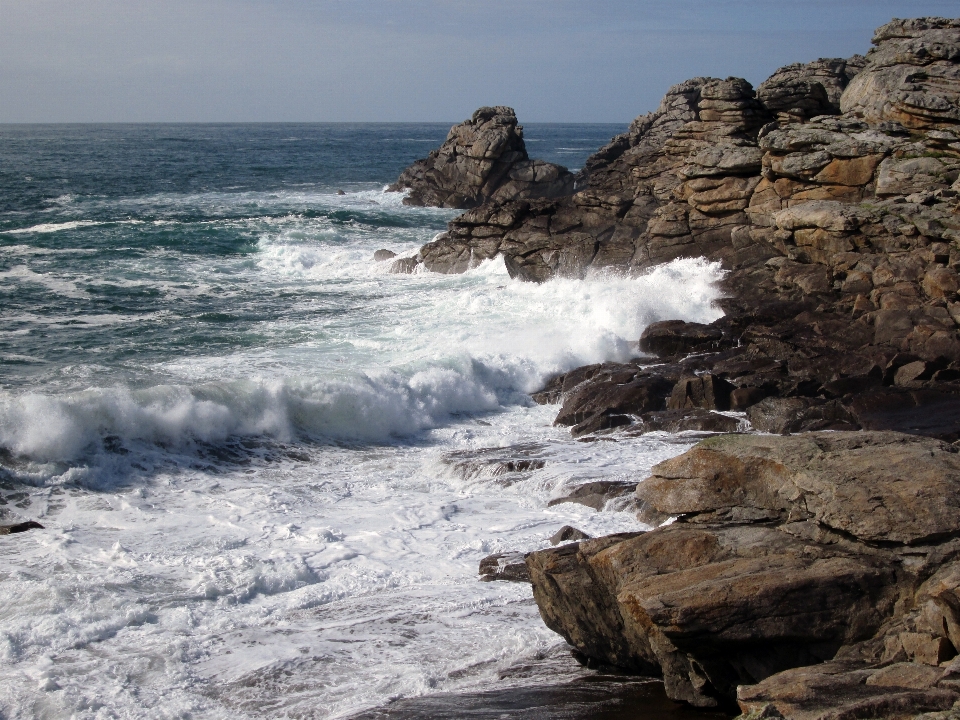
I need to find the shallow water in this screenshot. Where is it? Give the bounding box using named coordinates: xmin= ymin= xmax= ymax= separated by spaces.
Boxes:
xmin=0 ymin=124 xmax=727 ymax=719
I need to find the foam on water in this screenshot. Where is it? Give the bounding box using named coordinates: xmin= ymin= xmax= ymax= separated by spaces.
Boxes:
xmin=1 ymin=126 xmax=723 ymax=719
xmin=0 ymin=405 xmax=697 ymax=719
xmin=0 ymin=242 xmax=723 ymax=474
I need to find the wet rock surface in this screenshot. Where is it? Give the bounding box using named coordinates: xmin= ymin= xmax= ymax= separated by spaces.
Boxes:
xmin=442 ymin=443 xmax=548 ymax=482
xmin=548 ymin=482 xmax=639 ymax=512
xmin=479 ymin=551 xmax=531 ymax=583
xmin=0 ymin=520 xmax=43 ymax=535
xmin=347 ymin=674 xmax=730 ymax=720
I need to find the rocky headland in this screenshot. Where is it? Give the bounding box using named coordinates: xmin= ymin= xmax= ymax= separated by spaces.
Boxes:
xmin=388 ymin=16 xmax=960 ymax=720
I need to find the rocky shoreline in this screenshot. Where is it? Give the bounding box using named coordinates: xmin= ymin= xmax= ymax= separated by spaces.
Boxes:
xmin=383 ymin=16 xmax=960 ymax=720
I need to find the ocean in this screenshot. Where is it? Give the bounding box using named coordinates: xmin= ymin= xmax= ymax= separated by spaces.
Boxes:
xmin=0 ymin=123 xmax=726 ymax=719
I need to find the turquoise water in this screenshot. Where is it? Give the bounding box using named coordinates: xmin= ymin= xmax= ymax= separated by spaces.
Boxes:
xmin=0 ymin=123 xmax=728 ymax=719
xmin=0 ymin=124 xmax=620 ymax=393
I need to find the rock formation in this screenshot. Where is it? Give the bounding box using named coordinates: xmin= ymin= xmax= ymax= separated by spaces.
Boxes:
xmin=387 ymin=106 xmax=576 ymax=209
xmin=388 ymin=16 xmax=960 ymax=719
xmin=527 ymin=432 xmax=960 ymax=715
xmin=387 ymin=16 xmax=960 ymax=444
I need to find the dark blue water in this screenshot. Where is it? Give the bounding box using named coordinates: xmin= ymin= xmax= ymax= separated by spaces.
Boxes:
xmin=0 ymin=123 xmax=620 ymax=219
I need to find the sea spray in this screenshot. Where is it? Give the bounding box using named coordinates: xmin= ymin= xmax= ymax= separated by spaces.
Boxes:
xmin=0 ymin=123 xmax=721 ymax=719
xmin=0 ymin=255 xmax=723 ymax=476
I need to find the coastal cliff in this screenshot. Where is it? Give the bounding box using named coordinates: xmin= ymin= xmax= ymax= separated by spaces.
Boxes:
xmin=390 ymin=16 xmax=960 ymax=719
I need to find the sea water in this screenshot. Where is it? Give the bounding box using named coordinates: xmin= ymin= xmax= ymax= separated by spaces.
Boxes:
xmin=0 ymin=124 xmax=725 ymax=719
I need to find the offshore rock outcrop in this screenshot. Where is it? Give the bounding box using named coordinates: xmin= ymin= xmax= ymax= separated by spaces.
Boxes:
xmin=527 ymin=432 xmax=960 ymax=714
xmin=387 ymin=106 xmax=575 ymax=209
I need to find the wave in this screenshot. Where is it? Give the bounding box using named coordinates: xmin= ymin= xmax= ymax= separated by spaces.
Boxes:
xmin=0 ymin=257 xmax=725 ymax=479
xmin=3 ymin=220 xmax=107 ymax=235
xmin=0 ymin=364 xmax=502 ymax=467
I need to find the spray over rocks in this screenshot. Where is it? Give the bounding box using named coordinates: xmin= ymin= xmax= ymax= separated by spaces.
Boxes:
xmin=389 ymin=16 xmax=960 ymax=719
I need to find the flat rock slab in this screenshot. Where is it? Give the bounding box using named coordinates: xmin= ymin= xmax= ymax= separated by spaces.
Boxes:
xmin=638 ymin=431 xmax=960 ymax=544
xmin=738 ymin=661 xmax=960 ymax=720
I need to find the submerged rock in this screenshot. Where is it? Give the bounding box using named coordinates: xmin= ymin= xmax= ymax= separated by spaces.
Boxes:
xmin=478 ymin=551 xmax=530 ymax=583
xmin=442 ymin=443 xmax=548 ymax=483
xmin=550 ymin=526 xmax=592 ymax=545
xmin=547 ymin=481 xmax=638 ymax=511
xmin=0 ymin=520 xmax=43 ymax=535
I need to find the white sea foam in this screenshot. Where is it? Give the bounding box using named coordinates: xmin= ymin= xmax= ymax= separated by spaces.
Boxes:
xmin=0 ymin=403 xmax=693 ymax=719
xmin=4 ymin=220 xmax=105 ymax=234
xmin=0 ymin=256 xmax=723 ymax=471
xmin=0 ymin=265 xmax=87 ymax=299
xmin=0 ymin=187 xmax=726 ymax=718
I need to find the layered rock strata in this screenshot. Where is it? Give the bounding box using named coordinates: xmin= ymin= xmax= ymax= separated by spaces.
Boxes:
xmin=389 ymin=16 xmax=960 ymax=442
xmin=526 ymin=432 xmax=960 ymax=715
xmin=389 ymin=17 xmax=960 ymax=719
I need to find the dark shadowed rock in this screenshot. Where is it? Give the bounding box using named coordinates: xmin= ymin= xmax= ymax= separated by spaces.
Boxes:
xmin=479 ymin=551 xmax=531 ymax=582
xmin=554 ymin=373 xmax=674 ymax=428
xmin=346 ymin=673 xmax=730 ymax=720
xmin=0 ymin=520 xmax=43 ymax=535
xmin=624 ymin=409 xmax=742 ymax=436
xmin=638 ymin=320 xmax=726 ymax=357
xmin=757 ymin=56 xmax=866 ymax=121
xmin=745 ymin=397 xmax=859 ymax=434
xmin=550 ymin=526 xmax=592 ymax=545
xmin=667 ymin=374 xmax=734 ymax=412
xmin=373 ymin=249 xmax=397 ymax=261
xmin=846 ymin=388 xmax=960 ymax=441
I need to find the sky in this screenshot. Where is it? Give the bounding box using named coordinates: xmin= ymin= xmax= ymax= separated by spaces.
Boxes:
xmin=1 ymin=0 xmax=958 ymax=123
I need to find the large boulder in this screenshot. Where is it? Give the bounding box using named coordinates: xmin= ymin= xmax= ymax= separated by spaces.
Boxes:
xmin=757 ymin=56 xmax=867 ymax=122
xmin=388 ymin=106 xmax=575 ymax=209
xmin=526 ymin=432 xmax=960 ymax=711
xmin=638 ymin=319 xmax=727 ymax=357
xmin=841 ymin=18 xmax=960 ymax=129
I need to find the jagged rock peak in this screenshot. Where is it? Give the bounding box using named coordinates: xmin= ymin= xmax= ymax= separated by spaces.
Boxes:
xmin=584 ymin=76 xmax=768 ymax=177
xmin=388 ymin=106 xmax=575 ymax=209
